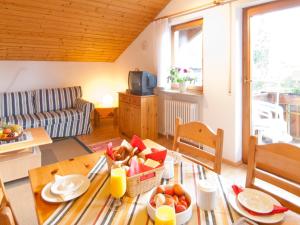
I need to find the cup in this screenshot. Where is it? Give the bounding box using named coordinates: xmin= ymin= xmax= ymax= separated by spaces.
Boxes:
xmin=154 ymin=205 xmax=176 ymax=225
xmin=162 ymin=156 xmax=174 ymax=179
xmin=197 ymin=180 xmax=217 ymax=210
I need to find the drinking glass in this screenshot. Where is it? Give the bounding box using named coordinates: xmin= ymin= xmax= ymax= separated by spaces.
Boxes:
xmin=154 ymin=205 xmax=176 ymax=225
xmin=110 ymin=167 xmax=126 ymax=206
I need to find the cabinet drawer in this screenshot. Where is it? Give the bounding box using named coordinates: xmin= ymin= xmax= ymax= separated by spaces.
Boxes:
xmin=119 ymin=93 xmax=130 ymax=103
xmin=130 ymin=95 xmax=141 ymax=106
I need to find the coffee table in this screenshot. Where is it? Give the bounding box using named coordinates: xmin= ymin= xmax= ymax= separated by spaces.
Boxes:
xmin=0 ymin=127 xmax=52 ymax=182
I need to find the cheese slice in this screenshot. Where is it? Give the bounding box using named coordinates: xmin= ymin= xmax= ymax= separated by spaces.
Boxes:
xmin=138 ymin=147 xmax=152 ymax=158
xmin=144 ymin=159 xmax=160 ymax=168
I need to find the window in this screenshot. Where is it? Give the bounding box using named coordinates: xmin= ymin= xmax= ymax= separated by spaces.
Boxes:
xmin=171 ymin=19 xmax=203 ymax=91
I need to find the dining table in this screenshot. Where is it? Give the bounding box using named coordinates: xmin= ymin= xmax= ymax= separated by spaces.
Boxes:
xmin=28 ymin=139 xmax=300 ymax=225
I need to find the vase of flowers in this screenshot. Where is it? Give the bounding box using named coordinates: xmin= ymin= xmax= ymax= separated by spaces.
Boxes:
xmin=167 ymin=67 xmax=195 ymax=92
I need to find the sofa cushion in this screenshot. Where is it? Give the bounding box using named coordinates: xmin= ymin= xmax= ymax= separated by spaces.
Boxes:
xmin=0 ymin=114 xmax=40 ymax=128
xmin=34 ymin=109 xmax=83 ymax=126
xmin=34 ymin=86 xmax=82 ymax=113
xmin=0 ymin=91 xmax=35 ymax=118
xmin=1 ymin=109 xmax=83 ymax=128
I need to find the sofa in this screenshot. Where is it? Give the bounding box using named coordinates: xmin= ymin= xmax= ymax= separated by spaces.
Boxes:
xmin=0 ymin=86 xmax=94 ymax=138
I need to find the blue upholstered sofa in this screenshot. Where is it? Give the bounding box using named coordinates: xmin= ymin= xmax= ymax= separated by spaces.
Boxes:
xmin=0 ymin=86 xmax=94 ymax=138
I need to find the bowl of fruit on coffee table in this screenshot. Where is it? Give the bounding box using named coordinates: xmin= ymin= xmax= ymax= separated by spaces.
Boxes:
xmin=0 ymin=124 xmax=23 ymax=142
xmin=147 ymin=184 xmax=193 ymax=225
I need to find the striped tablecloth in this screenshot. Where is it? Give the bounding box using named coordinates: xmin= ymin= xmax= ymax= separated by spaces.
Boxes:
xmin=42 ymin=155 xmax=240 ymax=225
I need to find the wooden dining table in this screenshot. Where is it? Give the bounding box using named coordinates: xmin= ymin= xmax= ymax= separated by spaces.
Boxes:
xmin=28 ymin=139 xmax=300 ymax=225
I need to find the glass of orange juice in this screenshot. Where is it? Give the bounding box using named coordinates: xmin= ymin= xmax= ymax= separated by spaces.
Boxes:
xmin=110 ymin=167 xmax=126 ymax=206
xmin=155 ymin=205 xmax=176 ymax=225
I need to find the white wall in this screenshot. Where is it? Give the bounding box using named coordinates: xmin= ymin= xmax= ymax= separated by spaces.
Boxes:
xmin=0 ymin=61 xmax=126 ymax=106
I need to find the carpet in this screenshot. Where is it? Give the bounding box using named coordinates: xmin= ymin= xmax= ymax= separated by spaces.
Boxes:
xmin=85 ymin=137 xmax=123 ymax=153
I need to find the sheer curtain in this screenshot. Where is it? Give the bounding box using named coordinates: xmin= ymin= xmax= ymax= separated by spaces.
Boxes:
xmin=152 ymin=18 xmax=171 ymax=88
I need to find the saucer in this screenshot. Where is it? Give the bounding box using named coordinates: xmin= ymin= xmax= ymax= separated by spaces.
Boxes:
xmin=238 ymin=188 xmax=274 ymax=214
xmin=228 ymin=189 xmax=284 ymax=224
xmin=41 ymin=175 xmax=90 ymax=203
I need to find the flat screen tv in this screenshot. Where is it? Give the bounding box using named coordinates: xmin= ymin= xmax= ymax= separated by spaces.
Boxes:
xmin=128 ymin=71 xmax=157 ymax=95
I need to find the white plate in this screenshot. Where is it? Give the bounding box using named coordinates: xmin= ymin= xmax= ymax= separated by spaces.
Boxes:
xmin=238 ymin=188 xmax=274 ymax=214
xmin=228 ymin=190 xmax=284 ymax=224
xmin=41 ymin=175 xmax=90 ymax=203
xmin=51 ymin=174 xmax=86 ymax=195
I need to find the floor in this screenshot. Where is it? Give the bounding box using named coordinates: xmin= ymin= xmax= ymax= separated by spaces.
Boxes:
xmin=5 ymin=118 xmax=248 ymax=225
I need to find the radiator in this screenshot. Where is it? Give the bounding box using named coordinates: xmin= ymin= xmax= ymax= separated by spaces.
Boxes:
xmin=164 ymin=100 xmax=198 ymax=136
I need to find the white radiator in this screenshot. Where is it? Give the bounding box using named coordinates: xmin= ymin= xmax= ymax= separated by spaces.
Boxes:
xmin=164 ymin=100 xmax=198 ymax=136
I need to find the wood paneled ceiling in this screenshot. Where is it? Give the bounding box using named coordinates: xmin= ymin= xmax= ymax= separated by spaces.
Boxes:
xmin=0 ymin=0 xmax=171 ymax=62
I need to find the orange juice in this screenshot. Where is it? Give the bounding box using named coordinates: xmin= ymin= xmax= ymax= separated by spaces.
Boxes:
xmin=155 ymin=205 xmax=176 ymax=225
xmin=110 ymin=168 xmax=126 ymax=198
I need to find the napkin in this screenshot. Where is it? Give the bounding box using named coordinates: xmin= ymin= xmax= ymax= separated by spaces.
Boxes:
xmin=231 ymin=185 xmax=289 ymax=215
xmin=106 ymin=142 xmax=114 ymax=160
xmin=130 ymin=135 xmax=146 ymax=153
xmin=145 ymin=149 xmax=167 ymax=164
xmin=127 ymin=157 xmax=161 ymax=177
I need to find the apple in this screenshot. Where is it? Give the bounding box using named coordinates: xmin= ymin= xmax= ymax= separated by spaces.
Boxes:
xmin=164 ymin=197 xmax=175 ymax=207
xmin=172 ymin=195 xmax=179 ymax=205
xmin=3 ymin=128 xmax=12 ymax=134
xmin=156 ymin=185 xmax=165 ymax=194
xmin=165 ymin=187 xmax=174 ymax=196
xmin=173 ymin=184 xmax=184 ymax=196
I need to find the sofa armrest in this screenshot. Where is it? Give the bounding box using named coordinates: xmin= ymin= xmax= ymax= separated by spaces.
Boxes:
xmin=75 ymin=98 xmax=95 ymax=115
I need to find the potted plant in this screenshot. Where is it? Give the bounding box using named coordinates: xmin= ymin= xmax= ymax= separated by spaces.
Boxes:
xmin=167 ymin=67 xmax=196 ymax=92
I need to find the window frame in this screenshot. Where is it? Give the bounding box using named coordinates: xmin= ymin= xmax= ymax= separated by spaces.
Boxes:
xmin=171 ymin=19 xmax=204 ymax=93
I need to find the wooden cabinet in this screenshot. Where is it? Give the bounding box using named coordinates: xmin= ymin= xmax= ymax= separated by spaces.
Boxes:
xmin=118 ymin=92 xmax=157 ymax=140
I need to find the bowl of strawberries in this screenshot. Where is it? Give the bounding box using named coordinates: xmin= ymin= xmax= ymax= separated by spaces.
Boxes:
xmin=147 ymin=183 xmax=192 ymax=224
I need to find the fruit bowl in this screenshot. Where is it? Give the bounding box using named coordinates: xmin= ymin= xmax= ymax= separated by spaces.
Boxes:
xmin=0 ymin=124 xmax=23 ymax=142
xmin=147 ymin=184 xmax=193 ymax=225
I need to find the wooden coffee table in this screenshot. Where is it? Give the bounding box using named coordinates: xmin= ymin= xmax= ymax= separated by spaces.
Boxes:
xmin=0 ymin=127 xmax=52 ymax=182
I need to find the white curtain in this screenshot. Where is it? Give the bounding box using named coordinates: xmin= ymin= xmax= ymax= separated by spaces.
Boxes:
xmin=152 ymin=18 xmax=171 ymax=88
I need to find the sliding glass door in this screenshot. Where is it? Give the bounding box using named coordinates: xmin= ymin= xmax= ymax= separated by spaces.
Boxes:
xmin=243 ymin=0 xmax=300 ymax=161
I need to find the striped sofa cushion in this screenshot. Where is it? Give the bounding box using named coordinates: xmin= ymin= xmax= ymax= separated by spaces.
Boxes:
xmin=34 ymin=109 xmax=83 ymax=126
xmin=34 ymin=86 xmax=82 ymax=113
xmin=0 ymin=91 xmax=35 ymax=117
xmin=1 ymin=109 xmax=83 ymax=128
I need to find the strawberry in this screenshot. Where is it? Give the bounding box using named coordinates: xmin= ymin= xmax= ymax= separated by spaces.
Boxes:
xmin=175 ymin=204 xmax=186 ymax=213
xmin=179 ymin=200 xmax=188 ymax=208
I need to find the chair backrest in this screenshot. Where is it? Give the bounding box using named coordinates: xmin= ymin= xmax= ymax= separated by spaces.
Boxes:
xmin=246 ymin=136 xmax=300 ymax=213
xmin=0 ymin=179 xmax=17 ymax=225
xmin=172 ymin=117 xmax=224 ymax=174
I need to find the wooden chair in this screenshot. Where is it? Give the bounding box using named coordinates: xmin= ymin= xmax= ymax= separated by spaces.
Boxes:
xmin=172 ymin=117 xmax=224 ymax=174
xmin=0 ymin=178 xmax=18 ymax=225
xmin=246 ymin=136 xmax=300 ymax=213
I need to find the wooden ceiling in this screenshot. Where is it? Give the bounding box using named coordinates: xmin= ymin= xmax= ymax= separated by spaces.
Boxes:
xmin=0 ymin=0 xmax=171 ymax=62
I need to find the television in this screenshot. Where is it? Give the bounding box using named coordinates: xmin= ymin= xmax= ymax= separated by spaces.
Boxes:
xmin=128 ymin=71 xmax=157 ymax=95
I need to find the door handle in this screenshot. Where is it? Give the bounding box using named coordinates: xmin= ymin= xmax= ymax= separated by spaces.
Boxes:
xmin=244 ymin=79 xmax=252 ymax=84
